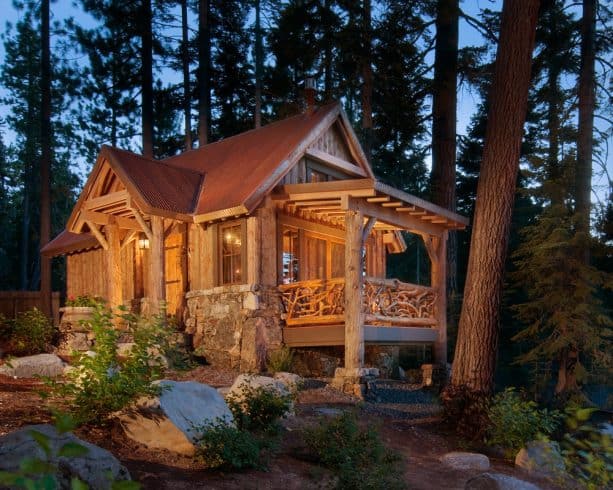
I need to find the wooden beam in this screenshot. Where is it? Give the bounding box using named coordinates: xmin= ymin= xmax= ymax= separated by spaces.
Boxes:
xmin=362 ymin=217 xmax=377 ymax=243
xmin=131 ymin=207 xmax=153 ymax=240
xmin=367 ymin=196 xmax=390 ymax=203
xmin=148 ymin=215 xmax=166 ymax=313
xmin=344 ymin=207 xmax=365 ymax=370
xmin=80 ymin=209 xmax=141 ymax=231
xmin=84 ymin=190 xmax=129 ymax=211
xmin=105 ymin=223 xmax=122 ymax=308
xmin=121 ymin=230 xmax=138 ymax=250
xmin=84 ymin=220 xmax=109 ymax=250
xmin=381 ymin=201 xmax=403 ymax=208
xmin=345 ymin=199 xmax=444 ymax=237
xmin=305 ymin=148 xmax=368 ymax=178
xmin=278 ymin=214 xmax=345 ymax=240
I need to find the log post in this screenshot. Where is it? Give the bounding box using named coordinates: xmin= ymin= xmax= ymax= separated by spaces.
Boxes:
xmin=148 ymin=215 xmax=166 ymax=314
xmin=105 ymin=221 xmax=123 ymax=309
xmin=344 ymin=206 xmax=365 ymax=370
xmin=429 ymin=232 xmax=448 ymax=365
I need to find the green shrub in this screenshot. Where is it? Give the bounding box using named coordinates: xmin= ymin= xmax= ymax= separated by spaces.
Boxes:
xmin=7 ymin=308 xmax=56 ymax=356
xmin=561 ymin=407 xmax=613 ymax=489
xmin=486 ymin=388 xmax=562 ymax=456
xmin=226 ymin=381 xmax=294 ymax=434
xmin=44 ymin=306 xmax=168 ymax=425
xmin=304 ymin=412 xmax=406 ymax=490
xmin=195 ymin=421 xmax=267 ymax=471
xmin=266 ymin=347 xmax=294 ymax=374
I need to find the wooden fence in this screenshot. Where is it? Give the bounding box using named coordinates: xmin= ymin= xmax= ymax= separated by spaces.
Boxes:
xmin=0 ymin=291 xmax=61 ymax=325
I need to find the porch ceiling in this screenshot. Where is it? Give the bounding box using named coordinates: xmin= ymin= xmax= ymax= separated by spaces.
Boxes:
xmin=272 ymin=179 xmax=468 ymax=235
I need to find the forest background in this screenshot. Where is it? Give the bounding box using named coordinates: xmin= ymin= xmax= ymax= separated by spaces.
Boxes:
xmin=0 ymin=0 xmax=611 ymax=403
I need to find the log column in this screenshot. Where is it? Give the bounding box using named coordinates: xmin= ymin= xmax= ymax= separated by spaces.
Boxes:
xmin=428 ymin=232 xmax=448 ymax=365
xmin=344 ymin=206 xmax=365 ymax=370
xmin=148 ymin=215 xmax=166 ymax=314
xmin=105 ymin=221 xmax=123 ymax=309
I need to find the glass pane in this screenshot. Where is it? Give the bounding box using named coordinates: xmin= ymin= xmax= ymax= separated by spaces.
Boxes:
xmin=282 ymin=227 xmax=299 ymax=284
xmin=221 ymin=224 xmax=242 ymax=284
xmin=304 ymin=235 xmax=327 ymax=280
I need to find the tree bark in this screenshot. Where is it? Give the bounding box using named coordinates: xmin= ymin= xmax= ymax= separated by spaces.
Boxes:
xmin=141 ymin=0 xmax=154 ymax=158
xmin=181 ymin=0 xmax=192 ymax=150
xmin=431 ymin=0 xmax=459 ymax=325
xmin=361 ymin=0 xmax=373 ymax=163
xmin=254 ymin=0 xmax=263 ymax=128
xmin=40 ymin=0 xmax=52 ymax=316
xmin=198 ymin=0 xmax=210 ymax=146
xmin=576 ymin=0 xmax=595 ymax=241
xmin=450 ymin=0 xmax=539 ymax=394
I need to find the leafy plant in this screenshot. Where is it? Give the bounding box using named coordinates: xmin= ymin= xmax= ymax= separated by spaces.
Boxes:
xmin=0 ymin=412 xmax=139 ymax=489
xmin=226 ymin=381 xmax=294 ymax=434
xmin=194 ymin=421 xmax=267 ymax=471
xmin=303 ymin=412 xmax=406 ymax=490
xmin=5 ymin=308 xmax=56 ymax=356
xmin=43 ymin=306 xmax=168 ymax=425
xmin=561 ymin=407 xmax=613 ymax=489
xmin=266 ymin=346 xmax=294 ymax=374
xmin=65 ymin=295 xmax=105 ymax=307
xmin=486 ymin=388 xmax=562 ymax=457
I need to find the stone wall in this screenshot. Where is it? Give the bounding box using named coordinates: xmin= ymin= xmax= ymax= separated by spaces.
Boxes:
xmin=184 ymin=285 xmax=283 ymax=372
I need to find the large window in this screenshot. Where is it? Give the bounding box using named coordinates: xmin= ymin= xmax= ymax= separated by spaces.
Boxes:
xmin=219 ymin=222 xmax=244 ymax=285
xmin=280 ymin=224 xmax=345 ymax=282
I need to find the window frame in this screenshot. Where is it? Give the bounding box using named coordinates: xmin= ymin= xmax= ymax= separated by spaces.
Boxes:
xmin=215 ymin=220 xmax=247 ymax=286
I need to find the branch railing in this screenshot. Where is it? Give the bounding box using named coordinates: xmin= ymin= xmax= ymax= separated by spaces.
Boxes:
xmin=278 ymin=277 xmax=437 ymax=327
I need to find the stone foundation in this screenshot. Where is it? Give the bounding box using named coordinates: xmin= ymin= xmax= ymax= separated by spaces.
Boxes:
xmin=331 ymin=367 xmax=379 ymax=398
xmin=184 ymin=285 xmax=283 ymax=372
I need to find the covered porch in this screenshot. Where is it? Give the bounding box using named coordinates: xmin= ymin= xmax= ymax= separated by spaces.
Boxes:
xmin=272 ymin=179 xmax=468 ymax=372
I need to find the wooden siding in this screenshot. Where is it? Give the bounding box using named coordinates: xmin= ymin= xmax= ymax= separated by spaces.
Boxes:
xmin=188 ymin=223 xmax=214 ymax=290
xmin=67 ymin=248 xmax=106 ymax=299
xmin=165 ymin=230 xmax=185 ymax=316
xmin=0 ymin=291 xmax=60 ymax=325
xmin=310 ymin=123 xmax=354 ymax=163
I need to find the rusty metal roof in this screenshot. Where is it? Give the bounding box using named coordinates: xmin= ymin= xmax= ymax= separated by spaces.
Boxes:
xmin=41 ymin=230 xmax=99 ymax=257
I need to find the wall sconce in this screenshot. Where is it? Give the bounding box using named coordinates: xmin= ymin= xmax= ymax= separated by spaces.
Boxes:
xmin=138 ymin=237 xmax=150 ymax=249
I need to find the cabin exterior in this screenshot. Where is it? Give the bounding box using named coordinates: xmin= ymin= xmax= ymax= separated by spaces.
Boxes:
xmin=43 ymin=103 xmax=467 ymax=384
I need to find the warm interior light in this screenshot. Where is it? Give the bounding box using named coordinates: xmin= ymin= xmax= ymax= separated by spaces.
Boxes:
xmin=138 ymin=237 xmax=150 ymax=249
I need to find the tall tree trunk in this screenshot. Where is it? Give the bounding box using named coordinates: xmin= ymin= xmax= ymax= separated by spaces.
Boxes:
xmin=254 ymin=0 xmax=263 ymax=128
xmin=450 ymin=0 xmax=539 ymax=394
xmin=198 ymin=0 xmax=210 ymax=146
xmin=323 ymin=0 xmax=333 ymax=101
xmin=40 ymin=0 xmax=52 ymax=316
xmin=431 ymin=0 xmax=459 ymax=334
xmin=181 ymin=0 xmax=193 ymax=150
xmin=141 ymin=0 xmax=154 ymax=158
xmin=576 ymin=0 xmax=595 ymax=242
xmin=361 ymin=0 xmax=373 ymax=163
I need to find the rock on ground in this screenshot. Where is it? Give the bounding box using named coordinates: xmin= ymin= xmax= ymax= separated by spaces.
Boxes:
xmin=227 ymin=373 xmax=291 ymax=401
xmin=0 ymin=424 xmax=131 ymax=489
xmin=273 ymin=372 xmax=302 ymax=390
xmin=0 ymin=353 xmax=65 ymax=378
xmin=117 ymin=380 xmax=233 ymax=456
xmin=465 ymin=472 xmax=542 ymax=490
xmin=440 ymin=452 xmax=490 ymax=471
xmin=515 ymin=441 xmax=565 ymax=479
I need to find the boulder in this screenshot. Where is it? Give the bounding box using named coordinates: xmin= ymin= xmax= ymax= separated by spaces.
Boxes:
xmin=440 ymin=452 xmax=490 ymax=471
xmin=465 ymin=472 xmax=542 ymax=490
xmin=514 ymin=441 xmax=565 ymax=479
xmin=273 ymin=371 xmax=302 ymax=391
xmin=227 ymin=373 xmax=291 ymax=402
xmin=0 ymin=353 xmax=65 ymax=378
xmin=117 ymin=380 xmax=233 ymax=456
xmin=0 ymin=424 xmax=131 ymax=489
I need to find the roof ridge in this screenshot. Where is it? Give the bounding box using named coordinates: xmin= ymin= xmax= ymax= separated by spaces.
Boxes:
xmin=104 ymin=145 xmax=205 ymax=176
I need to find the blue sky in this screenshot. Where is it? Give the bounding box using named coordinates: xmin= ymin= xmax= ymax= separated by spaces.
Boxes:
xmin=0 ymin=1 xmax=610 ymax=206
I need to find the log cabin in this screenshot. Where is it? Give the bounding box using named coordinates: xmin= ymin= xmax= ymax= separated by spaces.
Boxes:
xmin=42 ymin=102 xmax=468 ymax=383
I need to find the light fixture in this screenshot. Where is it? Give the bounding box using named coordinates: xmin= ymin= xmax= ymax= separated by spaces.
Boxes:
xmin=138 ymin=237 xmax=150 ymax=249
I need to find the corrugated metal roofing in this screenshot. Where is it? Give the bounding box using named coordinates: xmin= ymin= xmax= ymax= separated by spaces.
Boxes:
xmin=41 ymin=230 xmax=99 ymax=257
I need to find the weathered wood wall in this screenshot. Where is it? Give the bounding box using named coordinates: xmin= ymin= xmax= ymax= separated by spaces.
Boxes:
xmin=0 ymin=291 xmax=60 ymax=325
xmin=188 ymin=223 xmax=215 ymax=290
xmin=310 ymin=124 xmax=354 ymax=162
xmin=66 ymin=247 xmax=106 ymax=299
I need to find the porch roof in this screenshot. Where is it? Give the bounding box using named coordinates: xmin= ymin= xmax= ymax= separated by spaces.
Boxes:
xmin=272 ymin=179 xmax=468 ymax=235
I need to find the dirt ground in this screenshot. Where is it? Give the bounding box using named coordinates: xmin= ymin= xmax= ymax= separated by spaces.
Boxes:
xmin=0 ymin=367 xmax=562 ymax=490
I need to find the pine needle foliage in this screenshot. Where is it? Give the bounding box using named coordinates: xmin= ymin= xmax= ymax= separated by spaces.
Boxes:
xmin=511 ymin=204 xmax=612 ymax=388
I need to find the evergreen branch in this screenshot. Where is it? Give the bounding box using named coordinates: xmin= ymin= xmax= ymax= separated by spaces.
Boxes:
xmin=458 ymin=10 xmax=498 ymax=44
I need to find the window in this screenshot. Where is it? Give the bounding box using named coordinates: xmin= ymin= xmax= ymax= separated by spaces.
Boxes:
xmin=219 ymin=222 xmax=244 ymax=285
xmin=281 ymin=227 xmax=299 ymax=284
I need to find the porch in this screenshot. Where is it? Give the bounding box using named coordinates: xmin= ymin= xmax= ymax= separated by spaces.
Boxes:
xmin=280 ymin=277 xmax=438 ymax=347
